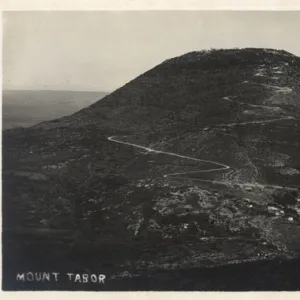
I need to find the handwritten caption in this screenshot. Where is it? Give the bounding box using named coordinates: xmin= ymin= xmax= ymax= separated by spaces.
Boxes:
xmin=16 ymin=272 xmax=106 ymax=284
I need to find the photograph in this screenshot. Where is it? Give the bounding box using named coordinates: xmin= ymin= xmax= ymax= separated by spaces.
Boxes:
xmin=2 ymin=10 xmax=300 ymax=291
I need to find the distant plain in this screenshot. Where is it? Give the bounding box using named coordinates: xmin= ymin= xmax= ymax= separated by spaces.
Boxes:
xmin=2 ymin=90 xmax=107 ymax=130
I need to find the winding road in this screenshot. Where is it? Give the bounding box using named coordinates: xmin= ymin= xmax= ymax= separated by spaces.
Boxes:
xmin=108 ymin=86 xmax=297 ymax=189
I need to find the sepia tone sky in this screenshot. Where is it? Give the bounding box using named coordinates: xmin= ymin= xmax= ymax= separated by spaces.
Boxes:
xmin=3 ymin=11 xmax=300 ymax=92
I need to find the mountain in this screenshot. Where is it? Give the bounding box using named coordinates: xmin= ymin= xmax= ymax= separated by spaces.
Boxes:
xmin=3 ymin=48 xmax=300 ymax=290
xmin=2 ymin=90 xmax=108 ymax=129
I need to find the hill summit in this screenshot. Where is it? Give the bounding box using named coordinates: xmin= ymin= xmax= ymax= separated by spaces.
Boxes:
xmin=3 ymin=48 xmax=300 ymax=289
xmin=34 ymin=47 xmax=300 ymax=133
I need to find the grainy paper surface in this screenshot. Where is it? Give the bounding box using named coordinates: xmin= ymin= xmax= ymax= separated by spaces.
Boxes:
xmin=1 ymin=0 xmax=300 ymax=299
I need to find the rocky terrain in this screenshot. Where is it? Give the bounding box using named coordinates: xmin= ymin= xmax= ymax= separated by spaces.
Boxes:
xmin=3 ymin=48 xmax=300 ymax=290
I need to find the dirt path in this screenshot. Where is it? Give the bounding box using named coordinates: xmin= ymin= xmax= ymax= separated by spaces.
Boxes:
xmin=108 ymin=88 xmax=297 ymax=187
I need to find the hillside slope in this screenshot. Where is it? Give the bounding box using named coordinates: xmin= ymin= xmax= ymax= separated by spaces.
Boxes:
xmin=3 ymin=48 xmax=300 ymax=290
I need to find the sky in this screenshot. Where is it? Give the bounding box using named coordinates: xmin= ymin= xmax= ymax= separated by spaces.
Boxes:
xmin=3 ymin=11 xmax=300 ymax=92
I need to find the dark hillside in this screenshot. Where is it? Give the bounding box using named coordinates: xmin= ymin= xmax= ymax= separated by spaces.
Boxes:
xmin=3 ymin=48 xmax=300 ymax=290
